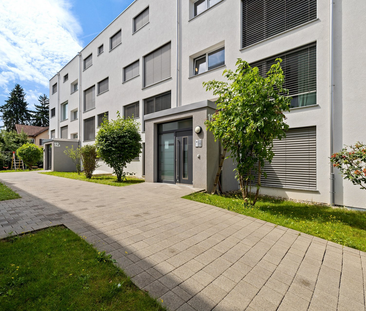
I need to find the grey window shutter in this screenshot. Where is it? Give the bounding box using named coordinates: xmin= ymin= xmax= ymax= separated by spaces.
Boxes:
xmin=124 ymin=61 xmax=139 ymax=81
xmin=84 ymin=54 xmax=92 ymax=69
xmin=144 ymin=53 xmax=154 ymax=86
xmin=110 ymin=30 xmax=121 ymax=50
xmin=242 ymin=0 xmax=317 ymax=48
xmin=161 ymin=43 xmax=171 ymax=81
xmin=144 ymin=43 xmax=171 ymax=87
xmin=61 ymin=126 xmax=68 ymax=139
xmin=261 ymin=126 xmax=317 ymax=190
xmin=134 ymin=8 xmax=149 ymax=32
xmin=84 ymin=86 xmax=95 ymax=111
xmin=84 ymin=117 xmax=95 ymax=141
xmin=98 ymin=78 xmax=109 ymax=94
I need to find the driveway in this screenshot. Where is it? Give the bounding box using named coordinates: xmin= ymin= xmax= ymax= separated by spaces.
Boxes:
xmin=0 ymin=172 xmax=365 ymax=311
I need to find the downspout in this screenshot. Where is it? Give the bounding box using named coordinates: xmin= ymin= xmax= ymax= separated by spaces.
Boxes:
xmin=78 ymin=52 xmax=82 ymax=146
xmin=176 ymin=0 xmax=180 ymax=107
xmin=329 ymin=0 xmax=335 ymax=205
xmin=57 ymin=72 xmax=60 ymax=138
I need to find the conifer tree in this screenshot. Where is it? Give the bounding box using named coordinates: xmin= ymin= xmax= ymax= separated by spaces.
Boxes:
xmin=0 ymin=84 xmax=32 ymax=131
xmin=33 ymin=94 xmax=49 ymax=127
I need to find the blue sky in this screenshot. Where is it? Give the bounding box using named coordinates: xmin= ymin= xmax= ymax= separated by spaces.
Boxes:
xmin=0 ymin=0 xmax=134 ymax=118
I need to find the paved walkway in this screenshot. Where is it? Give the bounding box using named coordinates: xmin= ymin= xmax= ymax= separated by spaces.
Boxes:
xmin=0 ymin=172 xmax=365 ymax=311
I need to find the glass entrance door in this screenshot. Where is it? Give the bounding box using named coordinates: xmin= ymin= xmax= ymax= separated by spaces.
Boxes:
xmin=176 ymin=131 xmax=192 ymax=184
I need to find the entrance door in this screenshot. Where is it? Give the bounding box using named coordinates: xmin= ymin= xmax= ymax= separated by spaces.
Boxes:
xmin=46 ymin=144 xmax=52 ymax=170
xmin=176 ymin=131 xmax=192 ymax=184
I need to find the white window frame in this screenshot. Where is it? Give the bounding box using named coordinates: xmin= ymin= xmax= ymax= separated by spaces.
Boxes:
xmin=71 ymin=80 xmax=78 ymax=94
xmin=192 ymin=0 xmax=222 ymax=18
xmin=193 ymin=47 xmax=225 ymax=76
xmin=60 ymin=102 xmax=68 ymax=122
xmin=71 ymin=109 xmax=78 ymax=122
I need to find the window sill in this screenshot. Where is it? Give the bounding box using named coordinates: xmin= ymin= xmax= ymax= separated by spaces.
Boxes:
xmin=83 ymin=140 xmax=96 ymax=143
xmin=60 ymin=119 xmax=68 ymax=123
xmin=133 ymin=22 xmax=150 ymax=35
xmin=97 ymin=89 xmax=109 ymax=96
xmin=70 ymin=119 xmax=78 ymax=122
xmin=70 ymin=90 xmax=78 ymax=95
xmin=123 ymin=75 xmax=140 ymax=84
xmin=109 ymin=42 xmax=122 ymax=53
xmin=83 ymin=108 xmax=95 ymax=113
xmin=189 ymin=64 xmax=226 ymax=79
xmin=97 ymin=52 xmax=104 ymax=57
xmin=189 ymin=0 xmax=225 ymax=22
xmin=289 ymin=104 xmax=319 ymax=111
xmin=143 ymin=77 xmax=172 ymax=90
xmin=83 ymin=64 xmax=93 ymax=72
xmin=240 ymin=18 xmax=319 ymax=51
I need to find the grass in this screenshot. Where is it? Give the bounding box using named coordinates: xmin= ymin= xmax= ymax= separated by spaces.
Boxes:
xmin=0 ymin=169 xmax=42 ymax=173
xmin=0 ymin=183 xmax=20 ymax=201
xmin=184 ymin=192 xmax=366 ymax=252
xmin=41 ymin=172 xmax=145 ymax=187
xmin=0 ymin=226 xmax=165 ymax=311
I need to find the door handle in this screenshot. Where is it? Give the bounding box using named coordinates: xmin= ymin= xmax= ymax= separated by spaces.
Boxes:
xmin=176 ymin=139 xmax=180 ymax=182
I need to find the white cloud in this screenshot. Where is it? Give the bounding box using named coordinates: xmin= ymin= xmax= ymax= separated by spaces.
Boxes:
xmin=0 ymin=0 xmax=82 ymax=90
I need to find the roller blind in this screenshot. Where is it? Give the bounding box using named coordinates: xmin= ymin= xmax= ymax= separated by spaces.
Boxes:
xmin=98 ymin=78 xmax=109 ymax=94
xmin=110 ymin=30 xmax=121 ymax=50
xmin=124 ymin=61 xmax=139 ymax=82
xmin=251 ymin=43 xmax=316 ymax=108
xmin=124 ymin=102 xmax=139 ymax=119
xmin=144 ymin=92 xmax=171 ymax=115
xmin=242 ymin=0 xmax=317 ymax=48
xmin=260 ymin=126 xmax=317 ymax=190
xmin=84 ymin=54 xmax=92 ymax=70
xmin=144 ymin=43 xmax=171 ymax=87
xmin=84 ymin=86 xmax=95 ymax=111
xmin=60 ymin=126 xmax=68 ymax=139
xmin=52 ymin=83 xmax=57 ymax=94
xmin=97 ymin=112 xmax=108 ymax=127
xmin=134 ymin=7 xmax=149 ymax=32
xmin=84 ymin=117 xmax=95 ymax=141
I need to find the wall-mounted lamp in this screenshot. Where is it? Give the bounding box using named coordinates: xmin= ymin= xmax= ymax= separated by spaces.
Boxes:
xmin=195 ymin=126 xmax=202 ymax=134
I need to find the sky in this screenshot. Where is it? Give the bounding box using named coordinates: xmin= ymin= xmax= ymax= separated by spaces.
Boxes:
xmin=0 ymin=0 xmax=135 ymax=119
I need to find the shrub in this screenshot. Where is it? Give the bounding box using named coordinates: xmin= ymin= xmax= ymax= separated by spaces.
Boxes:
xmin=80 ymin=145 xmax=98 ymax=179
xmin=16 ymin=143 xmax=43 ymax=170
xmin=64 ymin=146 xmax=82 ymax=175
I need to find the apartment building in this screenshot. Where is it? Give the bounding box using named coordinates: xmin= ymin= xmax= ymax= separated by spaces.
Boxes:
xmin=48 ymin=0 xmax=366 ymax=209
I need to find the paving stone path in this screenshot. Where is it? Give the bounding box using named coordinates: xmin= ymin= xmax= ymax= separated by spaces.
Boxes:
xmin=0 ymin=171 xmax=365 ymax=311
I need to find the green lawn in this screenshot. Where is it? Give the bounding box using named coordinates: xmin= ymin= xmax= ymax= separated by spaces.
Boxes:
xmin=0 ymin=183 xmax=20 ymax=201
xmin=184 ymin=192 xmax=366 ymax=252
xmin=0 ymin=169 xmax=42 ymax=173
xmin=41 ymin=172 xmax=145 ymax=187
xmin=0 ymin=226 xmax=165 ymax=311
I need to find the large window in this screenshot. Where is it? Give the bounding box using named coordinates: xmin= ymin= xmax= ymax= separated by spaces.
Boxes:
xmin=242 ymin=0 xmax=317 ymax=48
xmin=194 ymin=0 xmax=222 ymax=17
xmin=251 ymin=43 xmax=316 ymax=108
xmin=124 ymin=102 xmax=139 ymax=119
xmin=61 ymin=102 xmax=68 ymax=121
xmin=110 ymin=30 xmax=122 ymax=51
xmin=60 ymin=126 xmax=68 ymax=139
xmin=84 ymin=86 xmax=95 ymax=111
xmin=144 ymin=43 xmax=171 ymax=87
xmin=52 ymin=83 xmax=57 ymax=94
xmin=194 ymin=47 xmax=225 ymax=75
xmin=124 ymin=60 xmax=139 ymax=82
xmin=84 ymin=117 xmax=95 ymax=141
xmin=97 ymin=112 xmax=109 ymax=127
xmin=144 ymin=92 xmax=171 ymax=115
xmin=134 ymin=7 xmax=149 ymax=33
xmin=260 ymin=126 xmax=316 ymax=190
xmin=97 ymin=78 xmax=109 ymax=95
xmin=84 ymin=54 xmax=92 ymax=70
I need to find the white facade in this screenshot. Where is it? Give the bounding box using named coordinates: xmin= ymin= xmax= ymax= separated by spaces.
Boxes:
xmin=49 ymin=0 xmax=366 ymax=209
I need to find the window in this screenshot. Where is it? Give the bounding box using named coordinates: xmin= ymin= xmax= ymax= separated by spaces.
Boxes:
xmin=134 ymin=7 xmax=149 ymax=33
xmin=84 ymin=117 xmax=95 ymax=141
xmin=60 ymin=126 xmax=68 ymax=139
xmin=71 ymin=109 xmax=78 ymax=121
xmin=260 ymin=127 xmax=316 ymax=190
xmin=124 ymin=102 xmax=139 ymax=119
xmin=51 ymin=108 xmax=55 ymax=118
xmin=71 ymin=133 xmax=78 ymax=139
xmin=84 ymin=86 xmax=95 ymax=111
xmin=97 ymin=112 xmax=109 ymax=127
xmin=144 ymin=43 xmax=171 ymax=87
xmin=63 ymin=74 xmax=68 ymax=82
xmin=242 ymin=0 xmax=317 ymax=48
xmin=251 ymin=43 xmax=316 ymax=108
xmin=194 ymin=47 xmax=225 ymax=75
xmin=71 ymin=80 xmax=78 ymax=93
xmin=52 ymin=83 xmax=57 ymax=94
xmin=98 ymin=44 xmax=104 ymax=55
xmin=110 ymin=30 xmax=122 ymax=50
xmin=124 ymin=60 xmax=139 ymax=82
xmin=97 ymin=78 xmax=109 ymax=95
xmin=194 ymin=0 xmax=221 ymax=17
xmin=144 ymin=92 xmax=171 ymax=115
xmin=61 ymin=102 xmax=68 ymax=121
xmin=51 ymin=130 xmax=55 ymax=139
xmin=84 ymin=54 xmax=92 ymax=70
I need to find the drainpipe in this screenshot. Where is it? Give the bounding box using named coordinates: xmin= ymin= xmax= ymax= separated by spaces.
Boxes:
xmin=78 ymin=52 xmax=82 ymax=146
xmin=176 ymin=0 xmax=180 ymax=107
xmin=329 ymin=0 xmax=335 ymax=205
xmin=57 ymin=72 xmax=60 ymax=138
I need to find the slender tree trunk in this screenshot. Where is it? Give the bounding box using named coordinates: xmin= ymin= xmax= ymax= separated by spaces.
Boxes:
xmin=253 ymin=162 xmax=261 ymax=205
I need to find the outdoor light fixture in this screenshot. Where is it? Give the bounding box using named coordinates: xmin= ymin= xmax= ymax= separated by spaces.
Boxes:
xmin=195 ymin=126 xmax=202 ymax=134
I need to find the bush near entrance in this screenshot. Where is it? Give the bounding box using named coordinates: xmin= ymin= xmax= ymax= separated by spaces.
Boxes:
xmin=16 ymin=143 xmax=43 ymax=170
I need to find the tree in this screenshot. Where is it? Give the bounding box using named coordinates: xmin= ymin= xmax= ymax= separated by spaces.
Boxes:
xmin=96 ymin=113 xmax=142 ymax=182
xmin=64 ymin=146 xmax=82 ymax=175
xmin=0 ymin=84 xmax=32 ymax=131
xmin=33 ymin=94 xmax=49 ymax=127
xmin=16 ymin=143 xmax=43 ymax=170
xmin=0 ymin=130 xmax=29 ymax=168
xmin=204 ymin=59 xmax=291 ymax=205
xmin=330 ymin=142 xmax=366 ymax=190
xmin=80 ymin=145 xmax=98 ymax=179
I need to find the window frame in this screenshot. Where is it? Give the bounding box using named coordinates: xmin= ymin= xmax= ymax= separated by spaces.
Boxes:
xmin=83 ymin=54 xmax=93 ymax=71
xmin=71 ymin=133 xmax=78 ymax=139
xmin=71 ymin=109 xmax=78 ymax=122
xmin=63 ymin=74 xmax=68 ymax=83
xmin=193 ymin=0 xmax=223 ymax=18
xmin=83 ymin=116 xmax=96 ymax=142
xmin=60 ymin=102 xmax=68 ymax=122
xmin=98 ymin=44 xmax=104 ymax=56
xmin=97 ymin=111 xmax=109 ymax=127
xmin=133 ymin=7 xmax=149 ymax=33
xmin=83 ymin=85 xmax=96 ymax=112
xmin=193 ymin=47 xmax=225 ymax=76
xmin=51 ymin=130 xmax=55 ymax=139
xmin=123 ymin=60 xmax=140 ymax=83
xmin=110 ymin=29 xmax=122 ymax=51
xmin=50 ymin=108 xmax=56 ymax=118
xmin=60 ymin=125 xmax=68 ymax=139
xmin=144 ymin=91 xmax=171 ymax=116
xmin=97 ymin=77 xmax=109 ymax=96
xmin=124 ymin=102 xmax=140 ymax=119
xmin=71 ymin=80 xmax=78 ymax=94
xmin=52 ymin=83 xmax=57 ymax=94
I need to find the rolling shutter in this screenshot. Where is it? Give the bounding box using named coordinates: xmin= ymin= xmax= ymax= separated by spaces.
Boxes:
xmin=60 ymin=126 xmax=68 ymax=139
xmin=84 ymin=117 xmax=95 ymax=141
xmin=98 ymin=78 xmax=109 ymax=94
xmin=84 ymin=86 xmax=95 ymax=111
xmin=144 ymin=43 xmax=171 ymax=87
xmin=110 ymin=30 xmax=121 ymax=50
xmin=134 ymin=7 xmax=149 ymax=32
xmin=124 ymin=61 xmax=139 ymax=82
xmin=84 ymin=54 xmax=92 ymax=70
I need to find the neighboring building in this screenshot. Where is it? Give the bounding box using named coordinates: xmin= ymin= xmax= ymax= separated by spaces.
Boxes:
xmin=48 ymin=0 xmax=366 ymax=209
xmin=15 ymin=124 xmax=49 ymax=146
